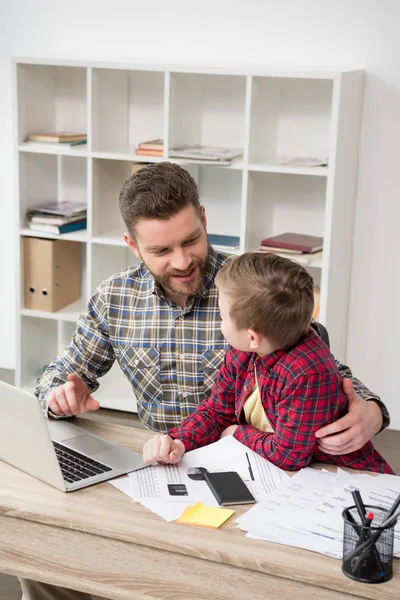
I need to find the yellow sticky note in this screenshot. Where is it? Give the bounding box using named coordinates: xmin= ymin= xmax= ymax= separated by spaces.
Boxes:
xmin=177 ymin=502 xmax=234 ymax=528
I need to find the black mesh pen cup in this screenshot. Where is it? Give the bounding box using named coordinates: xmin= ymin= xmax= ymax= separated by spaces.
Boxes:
xmin=342 ymin=505 xmax=397 ymax=583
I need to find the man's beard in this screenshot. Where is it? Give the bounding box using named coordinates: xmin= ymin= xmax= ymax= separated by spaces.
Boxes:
xmin=147 ymin=253 xmax=209 ymax=299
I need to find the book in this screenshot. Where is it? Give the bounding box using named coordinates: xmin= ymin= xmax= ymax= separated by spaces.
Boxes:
xmin=28 ymin=219 xmax=87 ymax=235
xmin=29 ymin=213 xmax=87 ymax=226
xmin=258 ymin=248 xmax=323 ymax=265
xmin=135 ymin=148 xmax=164 ymax=157
xmin=169 ymin=146 xmax=243 ymax=162
xmin=27 ymin=132 xmax=87 ymax=143
xmin=27 ymin=201 xmax=87 ymax=217
xmin=259 ymin=244 xmax=303 ymax=254
xmin=260 ymin=233 xmax=323 ymax=254
xmin=267 ymin=157 xmax=328 ymax=168
xmin=138 ymin=139 xmax=163 ymax=151
xmin=208 ymin=234 xmax=240 ymax=250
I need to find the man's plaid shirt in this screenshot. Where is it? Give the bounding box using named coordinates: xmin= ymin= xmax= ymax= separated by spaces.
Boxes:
xmin=36 ymin=246 xmax=389 ymax=432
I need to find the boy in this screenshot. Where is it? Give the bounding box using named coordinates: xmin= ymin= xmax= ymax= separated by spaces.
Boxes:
xmin=143 ymin=252 xmax=393 ymax=473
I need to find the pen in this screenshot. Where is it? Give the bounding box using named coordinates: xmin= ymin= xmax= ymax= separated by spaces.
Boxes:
xmin=383 ymin=491 xmax=400 ymax=522
xmin=349 ymin=491 xmax=385 ymax=577
xmin=351 ymin=489 xmax=367 ymax=525
xmin=246 ymin=452 xmax=255 ymax=481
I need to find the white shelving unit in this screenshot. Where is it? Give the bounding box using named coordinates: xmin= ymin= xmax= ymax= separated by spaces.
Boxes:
xmin=13 ymin=59 xmax=364 ymax=411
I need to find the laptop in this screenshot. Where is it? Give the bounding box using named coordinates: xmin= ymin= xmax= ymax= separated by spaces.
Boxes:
xmin=0 ymin=381 xmax=145 ymax=492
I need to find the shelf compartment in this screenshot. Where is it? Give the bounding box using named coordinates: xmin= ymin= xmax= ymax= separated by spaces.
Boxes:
xmin=19 ymin=152 xmax=88 ymax=232
xmin=248 ymin=77 xmax=333 ymax=165
xmin=91 ymin=244 xmax=139 ymax=293
xmin=188 ymin=165 xmax=243 ymax=241
xmin=17 ymin=64 xmax=87 ymax=146
xmin=20 ymin=317 xmax=58 ymax=390
xmin=92 ymin=68 xmax=164 ymax=154
xmin=169 ymin=72 xmax=246 ymax=153
xmin=246 ymin=171 xmax=327 ymax=253
xmin=92 ymin=158 xmax=131 ymax=237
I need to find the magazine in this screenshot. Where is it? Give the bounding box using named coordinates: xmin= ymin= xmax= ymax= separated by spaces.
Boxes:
xmin=27 ymin=201 xmax=87 ymax=217
xmin=169 ymin=146 xmax=243 ymax=162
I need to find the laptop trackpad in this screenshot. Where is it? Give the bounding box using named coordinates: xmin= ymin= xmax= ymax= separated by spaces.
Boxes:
xmin=62 ymin=434 xmax=113 ymax=456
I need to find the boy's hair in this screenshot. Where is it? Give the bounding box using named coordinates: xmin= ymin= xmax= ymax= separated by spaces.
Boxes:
xmin=119 ymin=162 xmax=201 ymax=237
xmin=215 ymin=252 xmax=315 ymax=349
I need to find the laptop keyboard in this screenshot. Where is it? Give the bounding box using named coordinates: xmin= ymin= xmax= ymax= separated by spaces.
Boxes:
xmin=53 ymin=441 xmax=112 ymax=484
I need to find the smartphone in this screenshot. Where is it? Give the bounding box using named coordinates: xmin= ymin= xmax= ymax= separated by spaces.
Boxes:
xmin=203 ymin=471 xmax=256 ymax=506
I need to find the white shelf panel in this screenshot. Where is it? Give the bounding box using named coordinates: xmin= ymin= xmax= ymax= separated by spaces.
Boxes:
xmin=248 ymin=162 xmax=328 ymax=176
xmin=92 ymin=229 xmax=126 ymax=247
xmin=15 ymin=58 xmax=348 ymax=79
xmin=19 ymin=143 xmax=88 ymax=157
xmin=20 ymin=228 xmax=88 ymax=243
xmin=214 ymin=246 xmax=241 ymax=255
xmin=173 ymin=157 xmax=244 ymax=171
xmin=21 ymin=298 xmax=85 ymax=322
xmin=92 ymin=147 xmax=165 ymax=162
xmin=91 ymin=150 xmax=244 ymax=170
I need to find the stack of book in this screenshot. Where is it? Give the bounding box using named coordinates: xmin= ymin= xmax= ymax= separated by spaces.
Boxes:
xmin=26 ymin=201 xmax=87 ymax=235
xmin=26 ymin=132 xmax=87 ymax=147
xmin=135 ymin=139 xmax=164 ymax=158
xmin=259 ymin=232 xmax=323 ymax=265
xmin=169 ymin=145 xmax=242 ymax=166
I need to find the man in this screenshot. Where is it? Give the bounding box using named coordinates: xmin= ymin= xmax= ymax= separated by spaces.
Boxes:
xmin=21 ymin=162 xmax=389 ymax=600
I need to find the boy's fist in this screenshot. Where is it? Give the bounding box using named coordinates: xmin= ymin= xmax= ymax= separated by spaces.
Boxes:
xmin=143 ymin=434 xmax=185 ymax=464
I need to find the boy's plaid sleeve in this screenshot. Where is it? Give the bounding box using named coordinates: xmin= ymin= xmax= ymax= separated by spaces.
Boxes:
xmin=234 ymin=373 xmax=344 ymax=470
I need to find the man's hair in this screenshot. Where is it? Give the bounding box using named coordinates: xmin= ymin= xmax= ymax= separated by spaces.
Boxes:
xmin=119 ymin=162 xmax=201 ymax=236
xmin=215 ymin=252 xmax=315 ymax=349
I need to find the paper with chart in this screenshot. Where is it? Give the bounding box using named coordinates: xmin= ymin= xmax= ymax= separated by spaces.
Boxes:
xmin=236 ymin=467 xmax=400 ymax=559
xmin=129 ymin=436 xmax=290 ymax=507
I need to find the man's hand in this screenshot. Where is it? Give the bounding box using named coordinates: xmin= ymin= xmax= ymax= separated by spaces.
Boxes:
xmin=315 ymin=379 xmax=383 ymax=455
xmin=220 ymin=424 xmax=239 ymax=438
xmin=47 ymin=374 xmax=100 ymax=417
xmin=143 ymin=434 xmax=186 ymax=464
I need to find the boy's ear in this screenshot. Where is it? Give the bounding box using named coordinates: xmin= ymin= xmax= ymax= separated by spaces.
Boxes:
xmin=124 ymin=232 xmax=140 ymax=258
xmin=248 ymin=329 xmax=262 ymax=351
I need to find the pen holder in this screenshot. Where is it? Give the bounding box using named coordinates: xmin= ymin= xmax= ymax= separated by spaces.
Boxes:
xmin=342 ymin=505 xmax=396 ymax=583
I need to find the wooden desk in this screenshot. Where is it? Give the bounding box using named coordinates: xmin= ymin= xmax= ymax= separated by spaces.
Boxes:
xmin=0 ymin=419 xmax=397 ymax=600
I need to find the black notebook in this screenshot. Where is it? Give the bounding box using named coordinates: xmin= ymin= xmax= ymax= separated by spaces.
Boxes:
xmin=204 ymin=471 xmax=256 ymax=506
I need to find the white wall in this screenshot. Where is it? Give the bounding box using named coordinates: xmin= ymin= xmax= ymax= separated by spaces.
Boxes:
xmin=0 ymin=0 xmax=399 ymax=426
